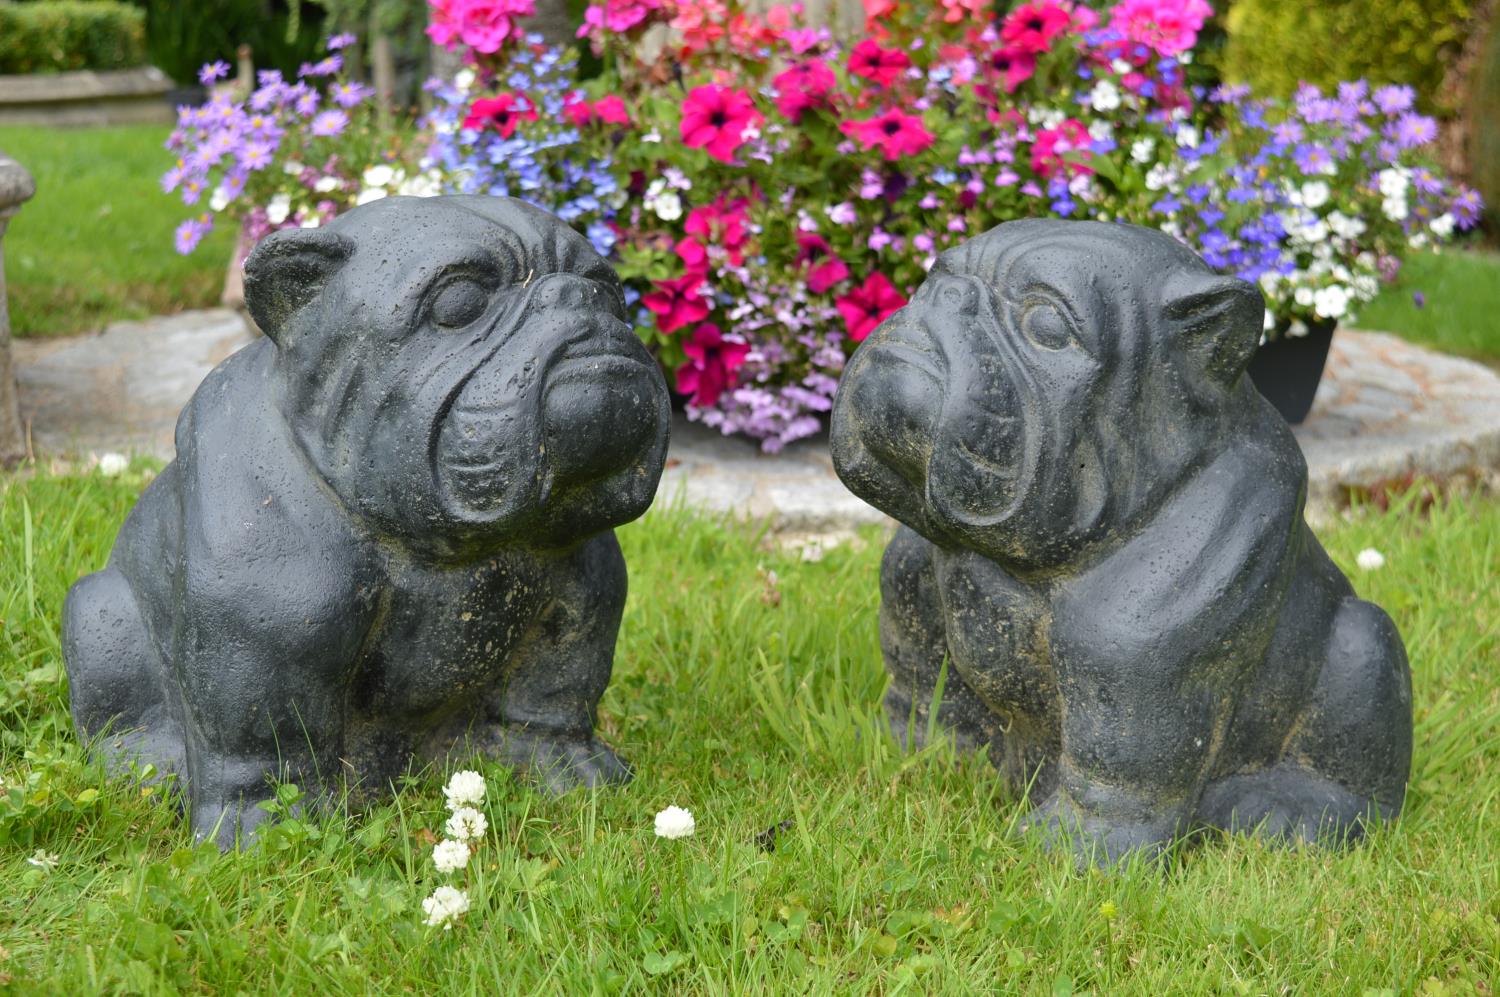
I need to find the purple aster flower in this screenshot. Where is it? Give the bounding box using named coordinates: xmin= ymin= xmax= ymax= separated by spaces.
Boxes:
xmin=311 ymin=109 xmax=349 ymax=137
xmin=1271 ymin=120 xmax=1304 ymax=147
xmin=199 ymin=61 xmax=230 ymax=85
xmin=295 ymin=90 xmax=320 ymax=116
xmin=1391 ymin=113 xmax=1437 ymax=149
xmin=174 ymin=216 xmax=212 ymax=254
xmin=1412 ymin=290 xmax=1425 ymax=309
xmin=330 ymin=81 xmax=374 ymax=108
xmin=1211 ymin=84 xmax=1251 ymax=104
xmin=238 ymin=140 xmax=275 ymax=170
xmin=299 ymin=55 xmax=343 ymax=78
xmin=1293 ymin=142 xmax=1334 ymax=175
xmin=1452 ymin=189 xmax=1483 ymax=227
xmin=1337 ymin=80 xmax=1368 ymax=105
xmin=1373 ymin=84 xmax=1415 ymax=115
xmin=327 ymin=32 xmax=357 ymax=50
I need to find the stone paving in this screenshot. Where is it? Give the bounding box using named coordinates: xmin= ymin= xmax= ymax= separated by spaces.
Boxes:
xmin=13 ymin=311 xmax=1500 ymax=532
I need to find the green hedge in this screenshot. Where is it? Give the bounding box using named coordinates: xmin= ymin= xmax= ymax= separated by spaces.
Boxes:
xmin=1222 ymin=0 xmax=1470 ymax=114
xmin=0 ymin=1 xmax=147 ymax=75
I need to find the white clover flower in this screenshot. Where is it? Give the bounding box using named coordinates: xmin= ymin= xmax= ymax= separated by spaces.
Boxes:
xmin=362 ymin=164 xmax=396 ymax=189
xmin=266 ymin=193 xmax=292 ymax=225
xmin=654 ymin=805 xmax=695 ymax=839
xmin=1313 ymin=284 xmax=1350 ymax=320
xmin=1356 ymin=548 xmax=1386 ymax=571
xmin=1130 ymin=137 xmax=1155 ymax=165
xmin=1430 ymin=213 xmax=1456 ymax=238
xmin=1300 ymin=181 xmax=1331 ymax=210
xmin=443 ymin=770 xmax=486 ymax=810
xmin=313 ymin=175 xmax=340 ymax=193
xmin=653 ymin=192 xmax=683 ymax=221
xmin=421 ymin=885 xmax=470 ymax=929
xmin=97 ymin=452 xmax=129 ymax=476
xmin=446 ymin=806 xmax=488 ymax=841
xmin=432 ymin=839 xmax=471 ymax=873
xmin=355 ymin=187 xmax=387 ymax=206
xmin=1088 ymin=80 xmax=1121 ymax=112
xmin=26 ymin=849 xmax=59 ymax=871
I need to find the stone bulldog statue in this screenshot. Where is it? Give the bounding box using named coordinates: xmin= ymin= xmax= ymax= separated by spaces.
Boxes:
xmin=63 ymin=196 xmax=670 ymax=847
xmin=830 ymin=219 xmax=1412 ymax=864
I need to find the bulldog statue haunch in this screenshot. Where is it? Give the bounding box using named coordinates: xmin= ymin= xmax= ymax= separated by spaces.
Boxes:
xmin=62 ymin=196 xmax=670 ymax=847
xmin=830 ymin=219 xmax=1412 ymax=864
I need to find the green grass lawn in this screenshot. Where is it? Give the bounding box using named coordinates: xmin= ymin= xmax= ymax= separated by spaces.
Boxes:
xmin=1360 ymin=245 xmax=1500 ymax=368
xmin=0 ymin=125 xmax=233 ymax=338
xmin=1 ymin=471 xmax=1496 ymax=993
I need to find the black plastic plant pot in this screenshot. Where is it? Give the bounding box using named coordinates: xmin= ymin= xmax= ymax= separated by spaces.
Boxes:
xmin=1247 ymin=320 xmax=1336 ymax=425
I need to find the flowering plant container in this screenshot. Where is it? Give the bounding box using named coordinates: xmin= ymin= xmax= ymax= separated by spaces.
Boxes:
xmin=1245 ymin=318 xmax=1337 ymax=424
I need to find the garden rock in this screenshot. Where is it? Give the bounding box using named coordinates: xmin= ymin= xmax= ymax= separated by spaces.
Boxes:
xmin=61 ymin=195 xmax=670 ymax=848
xmin=830 ymin=219 xmax=1414 ymax=865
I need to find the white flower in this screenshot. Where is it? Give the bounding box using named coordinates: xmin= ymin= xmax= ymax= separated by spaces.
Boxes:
xmin=313 ymin=175 xmax=340 ymax=193
xmin=355 ymin=187 xmax=388 ymax=206
xmin=654 ymin=805 xmax=695 ymax=839
xmin=1293 ymin=285 xmax=1315 ymax=307
xmin=1087 ymin=119 xmax=1112 ymax=142
xmin=362 ymin=164 xmax=396 ymax=189
xmin=453 ymin=68 xmax=476 ymax=92
xmin=282 ymin=160 xmax=305 ymax=176
xmin=97 ymin=452 xmax=129 ymax=476
xmin=421 ymin=886 xmax=470 ymax=929
xmin=1263 ymin=309 xmax=1276 ymax=332
xmin=432 ymin=839 xmax=471 ymax=873
xmin=1382 ymin=196 xmax=1408 ymax=222
xmin=1287 ymin=319 xmax=1310 ymax=338
xmin=1174 ymin=125 xmax=1199 ymax=149
xmin=1356 ymin=548 xmax=1386 ymax=571
xmin=26 ymin=849 xmax=59 ymax=871
xmin=397 ymin=173 xmax=441 ymax=197
xmin=1111 ymin=58 xmax=1133 ymax=75
xmin=266 ymin=193 xmax=292 ymax=225
xmin=653 ymin=191 xmax=683 ymax=221
xmin=1144 ymin=163 xmax=1175 ymax=192
xmin=1327 ymin=211 xmax=1366 ymax=240
xmin=445 ymin=806 xmax=488 ymax=841
xmin=209 ymin=186 xmax=232 ymax=212
xmin=641 ymin=129 xmax=662 ymax=143
xmin=1177 ymin=49 xmax=1193 ymax=64
xmin=443 ymin=770 xmax=486 ymax=810
xmin=1408 ymin=232 xmax=1429 ymax=250
xmin=1297 ymin=219 xmax=1329 ymax=244
xmin=299 ymin=216 xmax=321 ymax=229
xmin=1130 ymin=137 xmax=1155 ymax=164
xmin=1300 ymin=181 xmax=1330 ymax=210
xmin=1377 ymin=168 xmax=1410 ymax=199
xmin=1430 ymin=213 xmax=1456 ymax=238
xmin=1088 ymin=80 xmax=1121 ymax=112
xmin=1312 ymin=284 xmax=1350 ymax=320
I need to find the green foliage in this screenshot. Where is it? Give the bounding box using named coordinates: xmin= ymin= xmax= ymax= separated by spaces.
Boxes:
xmin=129 ymin=0 xmax=328 ymax=86
xmin=1467 ymin=15 xmax=1500 ymax=230
xmin=0 ymin=124 xmax=235 ymax=338
xmin=1 ymin=470 xmax=1498 ymax=991
xmin=1360 ymin=246 xmax=1500 ymax=368
xmin=1222 ymin=0 xmax=1470 ymax=113
xmin=0 ymin=1 xmax=146 ymax=75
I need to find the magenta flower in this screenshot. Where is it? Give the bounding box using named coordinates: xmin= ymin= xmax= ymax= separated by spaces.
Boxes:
xmin=999 ymin=1 xmax=1073 ymax=54
xmin=795 ymin=234 xmax=851 ymax=294
xmin=680 ymin=85 xmax=761 ymax=163
xmin=847 ymin=40 xmax=911 ymax=88
xmin=428 ymin=0 xmax=537 ymax=54
xmin=772 ymin=59 xmax=836 ymax=122
xmin=839 ymin=109 xmax=935 ymax=160
xmin=1107 ymin=0 xmax=1213 ymax=57
xmin=836 ymin=272 xmax=907 ymax=342
xmin=1030 ymin=118 xmax=1093 ymax=178
xmin=987 ymin=45 xmax=1036 ymax=93
xmin=643 ymin=274 xmax=711 ymax=333
xmin=675 ymin=323 xmax=751 ymax=407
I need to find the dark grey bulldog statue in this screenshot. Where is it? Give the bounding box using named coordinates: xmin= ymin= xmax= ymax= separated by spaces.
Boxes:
xmin=830 ymin=219 xmax=1412 ymax=864
xmin=63 ymin=195 xmax=670 ymax=847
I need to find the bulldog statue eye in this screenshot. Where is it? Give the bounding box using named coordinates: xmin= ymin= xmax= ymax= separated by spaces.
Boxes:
xmin=428 ymin=276 xmax=491 ymax=329
xmin=1019 ymin=299 xmax=1076 ymax=352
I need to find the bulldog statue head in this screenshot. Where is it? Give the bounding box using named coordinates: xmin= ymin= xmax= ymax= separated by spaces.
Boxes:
xmin=244 ymin=195 xmax=670 ymax=557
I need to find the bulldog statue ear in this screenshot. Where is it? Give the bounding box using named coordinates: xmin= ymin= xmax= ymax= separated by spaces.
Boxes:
xmin=243 ymin=228 xmax=354 ymax=344
xmin=1162 ymin=271 xmax=1265 ymax=389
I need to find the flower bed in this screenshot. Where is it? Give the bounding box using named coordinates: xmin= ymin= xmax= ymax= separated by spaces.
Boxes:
xmin=166 ymin=1 xmax=1481 ymax=450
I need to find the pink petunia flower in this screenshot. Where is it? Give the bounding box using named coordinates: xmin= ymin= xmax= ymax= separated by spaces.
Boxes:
xmin=428 ymin=0 xmax=537 ymax=53
xmin=837 ymin=272 xmax=907 ymax=342
xmin=1030 ymin=118 xmax=1094 ymax=178
xmin=684 ymin=198 xmax=750 ymax=264
xmin=848 ymin=39 xmax=911 ymax=87
xmin=795 ymin=234 xmax=851 ymax=294
xmin=939 ymin=0 xmax=991 ymax=22
xmin=1107 ymin=0 xmax=1213 ymax=57
xmin=680 ymin=85 xmax=762 ymax=163
xmin=999 ymin=1 xmax=1074 ymax=54
xmin=839 ymin=109 xmax=935 ymax=160
xmin=643 ymin=274 xmax=711 ymax=333
xmin=675 ymin=323 xmax=750 ymax=407
xmin=462 ymin=94 xmax=538 ymax=137
xmin=772 ymin=58 xmax=837 ymax=122
xmin=563 ymin=93 xmax=632 ymax=128
xmin=986 ymin=45 xmax=1036 ymax=93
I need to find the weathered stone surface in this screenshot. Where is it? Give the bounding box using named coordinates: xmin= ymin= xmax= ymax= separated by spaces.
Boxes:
xmin=0 ymin=149 xmax=35 ymax=462
xmin=60 ymin=196 xmax=670 ymax=848
xmin=0 ymin=67 xmax=174 ymax=127
xmin=829 ymin=219 xmax=1413 ymax=865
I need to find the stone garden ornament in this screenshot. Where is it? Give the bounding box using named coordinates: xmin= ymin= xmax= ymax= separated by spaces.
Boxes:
xmin=830 ymin=219 xmax=1412 ymax=865
xmin=63 ymin=196 xmax=670 ymax=847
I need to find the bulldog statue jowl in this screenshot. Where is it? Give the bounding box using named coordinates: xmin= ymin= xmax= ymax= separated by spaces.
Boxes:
xmin=63 ymin=196 xmax=671 ymax=847
xmin=830 ymin=219 xmax=1412 ymax=865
